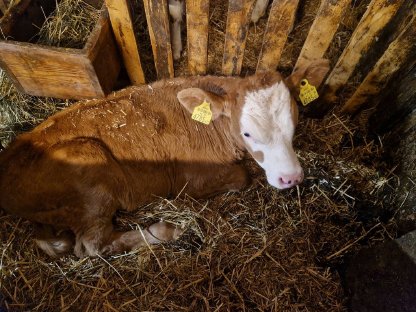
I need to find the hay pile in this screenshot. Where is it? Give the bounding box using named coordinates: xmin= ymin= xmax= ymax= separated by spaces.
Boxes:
xmin=0 ymin=109 xmax=398 ymax=311
xmin=37 ymin=0 xmax=103 ymax=49
xmin=0 ymin=70 xmax=71 ymax=147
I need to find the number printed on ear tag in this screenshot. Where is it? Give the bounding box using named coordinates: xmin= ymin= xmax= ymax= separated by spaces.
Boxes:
xmin=299 ymin=79 xmax=319 ymax=106
xmin=191 ymin=100 xmax=212 ymax=125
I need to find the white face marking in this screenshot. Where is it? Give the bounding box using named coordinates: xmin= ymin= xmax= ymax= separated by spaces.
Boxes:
xmin=240 ymin=81 xmax=303 ymax=189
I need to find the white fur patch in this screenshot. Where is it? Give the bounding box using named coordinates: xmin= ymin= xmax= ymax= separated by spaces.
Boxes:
xmin=241 ymin=81 xmax=293 ymax=143
xmin=168 ymin=0 xmax=184 ymax=60
xmin=240 ymin=81 xmax=302 ymax=189
xmin=168 ymin=0 xmax=184 ymax=21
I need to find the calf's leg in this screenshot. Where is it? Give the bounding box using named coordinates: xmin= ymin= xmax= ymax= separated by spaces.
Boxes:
xmin=181 ymin=163 xmax=250 ymax=198
xmin=34 ymin=223 xmax=75 ymax=257
xmin=101 ymin=222 xmax=183 ymax=255
xmin=30 ymin=138 xmax=181 ymax=257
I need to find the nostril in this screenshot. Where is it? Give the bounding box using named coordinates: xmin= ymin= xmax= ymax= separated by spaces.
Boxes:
xmin=279 ymin=177 xmax=293 ymax=185
xmin=279 ymin=174 xmax=303 ymax=187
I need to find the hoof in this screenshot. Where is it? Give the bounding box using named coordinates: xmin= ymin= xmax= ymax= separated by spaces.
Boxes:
xmin=147 ymin=221 xmax=183 ymax=242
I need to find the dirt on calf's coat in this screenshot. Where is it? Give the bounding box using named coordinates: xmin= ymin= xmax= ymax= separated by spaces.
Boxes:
xmin=0 ymin=59 xmax=329 ymax=258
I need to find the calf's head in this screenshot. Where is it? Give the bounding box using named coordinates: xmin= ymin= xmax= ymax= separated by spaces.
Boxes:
xmin=177 ymin=59 xmax=330 ymax=189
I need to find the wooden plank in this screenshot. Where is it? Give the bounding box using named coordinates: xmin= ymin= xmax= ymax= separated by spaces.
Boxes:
xmin=369 ymin=61 xmax=416 ymax=134
xmin=222 ymin=0 xmax=256 ymax=76
xmin=0 ymin=0 xmax=52 ymax=41
xmin=323 ymin=0 xmax=404 ymax=103
xmin=0 ymin=0 xmax=7 ymax=15
xmin=256 ymin=0 xmax=299 ymax=72
xmin=294 ymin=0 xmax=351 ymax=72
xmin=0 ymin=0 xmax=33 ymax=40
xmin=143 ymin=0 xmax=174 ymax=79
xmin=105 ymin=0 xmax=145 ymax=85
xmin=0 ymin=41 xmax=100 ymax=99
xmin=186 ymin=0 xmax=209 ymax=75
xmin=85 ymin=8 xmax=121 ymax=95
xmin=341 ymin=13 xmax=416 ymax=114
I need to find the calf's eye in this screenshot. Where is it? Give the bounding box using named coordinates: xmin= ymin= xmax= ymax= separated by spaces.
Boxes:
xmin=243 ymin=132 xmax=250 ymax=138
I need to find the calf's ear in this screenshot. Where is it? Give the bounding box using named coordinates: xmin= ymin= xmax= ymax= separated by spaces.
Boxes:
xmin=285 ymin=59 xmax=330 ymax=99
xmin=177 ymin=88 xmax=229 ymax=120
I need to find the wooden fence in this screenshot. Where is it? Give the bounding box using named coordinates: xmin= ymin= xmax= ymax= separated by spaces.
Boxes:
xmin=107 ymin=0 xmax=415 ymax=115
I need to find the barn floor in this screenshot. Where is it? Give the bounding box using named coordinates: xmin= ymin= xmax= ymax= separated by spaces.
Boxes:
xmin=0 ymin=109 xmax=399 ymax=311
xmin=0 ymin=0 xmax=405 ymax=310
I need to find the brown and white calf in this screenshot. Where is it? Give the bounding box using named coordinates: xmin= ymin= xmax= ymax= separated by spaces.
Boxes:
xmin=0 ymin=59 xmax=329 ymax=257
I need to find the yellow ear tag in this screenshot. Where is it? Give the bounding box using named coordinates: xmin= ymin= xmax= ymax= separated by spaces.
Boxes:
xmin=191 ymin=100 xmax=212 ymax=125
xmin=299 ymin=79 xmax=319 ymax=106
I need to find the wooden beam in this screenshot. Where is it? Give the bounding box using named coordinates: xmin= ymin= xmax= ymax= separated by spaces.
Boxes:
xmin=256 ymin=0 xmax=299 ymax=72
xmin=294 ymin=0 xmax=351 ymax=72
xmin=341 ymin=13 xmax=416 ymax=114
xmin=186 ymin=0 xmax=209 ymax=75
xmin=222 ymin=0 xmax=256 ymax=76
xmin=143 ymin=0 xmax=174 ymax=79
xmin=0 ymin=0 xmax=35 ymax=40
xmin=105 ymin=0 xmax=145 ymax=85
xmin=323 ymin=0 xmax=404 ymax=103
xmin=0 ymin=0 xmax=8 ymax=15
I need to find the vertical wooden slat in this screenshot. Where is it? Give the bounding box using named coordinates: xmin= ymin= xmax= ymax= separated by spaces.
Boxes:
xmin=105 ymin=0 xmax=145 ymax=85
xmin=341 ymin=14 xmax=416 ymax=114
xmin=294 ymin=0 xmax=351 ymax=72
xmin=186 ymin=0 xmax=209 ymax=75
xmin=256 ymin=0 xmax=299 ymax=72
xmin=143 ymin=0 xmax=174 ymax=79
xmin=323 ymin=0 xmax=404 ymax=102
xmin=222 ymin=0 xmax=256 ymax=76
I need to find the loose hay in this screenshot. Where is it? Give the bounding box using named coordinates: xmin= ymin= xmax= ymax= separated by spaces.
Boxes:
xmin=0 ymin=1 xmax=402 ymax=310
xmin=37 ymin=0 xmax=104 ymax=49
xmin=0 ymin=70 xmax=71 ymax=147
xmin=0 ymin=111 xmax=398 ymax=311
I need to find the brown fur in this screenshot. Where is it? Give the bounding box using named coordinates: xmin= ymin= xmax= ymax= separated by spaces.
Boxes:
xmin=0 ymin=60 xmax=329 ymax=257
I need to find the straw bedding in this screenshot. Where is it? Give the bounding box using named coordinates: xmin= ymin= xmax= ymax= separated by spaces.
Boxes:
xmin=0 ymin=101 xmax=398 ymax=311
xmin=0 ymin=0 xmax=401 ymax=311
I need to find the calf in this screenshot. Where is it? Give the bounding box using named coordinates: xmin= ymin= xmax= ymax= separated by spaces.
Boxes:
xmin=0 ymin=60 xmax=329 ymax=257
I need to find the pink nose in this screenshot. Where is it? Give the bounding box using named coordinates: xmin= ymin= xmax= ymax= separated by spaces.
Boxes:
xmin=278 ymin=172 xmax=304 ymax=188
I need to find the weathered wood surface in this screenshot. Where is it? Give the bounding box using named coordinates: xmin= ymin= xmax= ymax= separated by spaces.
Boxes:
xmin=256 ymin=0 xmax=299 ymax=72
xmin=222 ymin=0 xmax=256 ymax=76
xmin=143 ymin=0 xmax=174 ymax=79
xmin=0 ymin=9 xmax=120 ymax=99
xmin=0 ymin=42 xmax=98 ymax=99
xmin=105 ymin=0 xmax=145 ymax=85
xmin=323 ymin=0 xmax=405 ymax=103
xmin=0 ymin=0 xmax=8 ymax=15
xmin=0 ymin=0 xmax=31 ymax=37
xmin=341 ymin=13 xmax=416 ymax=113
xmin=85 ymin=9 xmax=121 ymax=95
xmin=186 ymin=0 xmax=209 ymax=75
xmin=370 ymin=62 xmax=416 ymax=134
xmin=294 ymin=0 xmax=351 ymax=72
